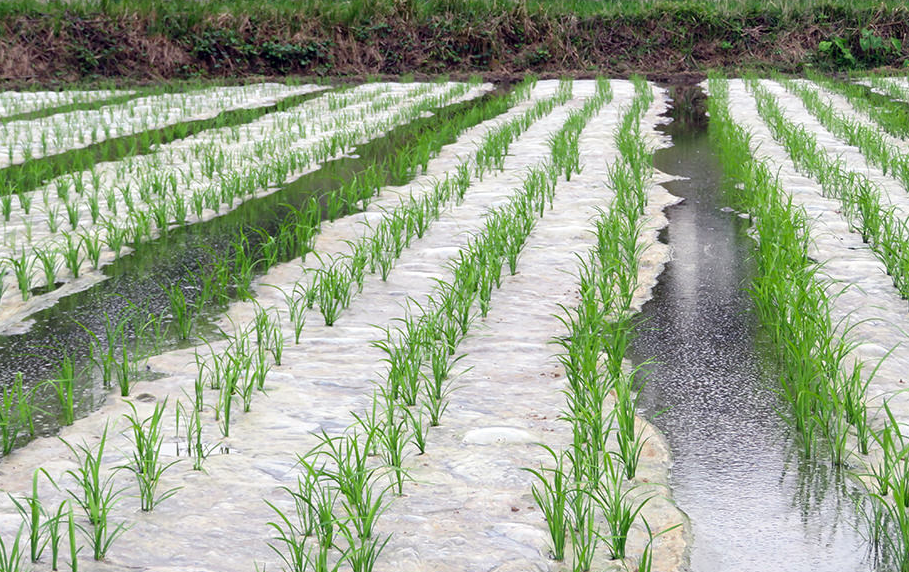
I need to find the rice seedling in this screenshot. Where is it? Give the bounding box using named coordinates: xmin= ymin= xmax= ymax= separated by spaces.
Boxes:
xmin=9 ymin=469 xmax=53 ymax=563
xmin=67 ymin=504 xmax=80 ymax=572
xmin=0 ymin=373 xmax=33 ymax=455
xmin=372 ymin=392 xmax=410 ymax=496
xmin=62 ymin=425 xmax=129 ymax=560
xmin=80 ymin=230 xmax=102 ymax=270
xmin=162 ymin=282 xmax=194 ymax=340
xmin=523 ymin=444 xmax=569 ymax=561
xmin=122 ymin=400 xmax=180 ymax=511
xmin=46 ymin=500 xmax=67 ymax=572
xmin=0 ymin=526 xmax=25 ymax=572
xmin=0 ymin=193 xmax=11 ymax=222
xmin=64 ymin=199 xmax=80 ymax=230
xmin=613 ymin=372 xmax=647 ymax=479
xmin=176 ymin=398 xmax=213 ymax=472
xmin=594 ymin=454 xmax=650 ymax=559
xmin=315 ymin=256 xmax=354 ymax=327
xmin=7 ymin=250 xmax=34 ymax=300
xmin=47 ymin=352 xmax=77 ymax=426
xmin=34 ymin=245 xmax=61 ymax=290
xmin=309 ymin=429 xmax=387 ymax=540
xmin=60 ymin=232 xmax=83 ymax=279
xmin=568 ymin=490 xmax=597 ymax=572
xmin=337 ymin=522 xmax=389 ymax=572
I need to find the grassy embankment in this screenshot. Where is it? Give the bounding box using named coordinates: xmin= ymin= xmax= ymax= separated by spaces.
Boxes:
xmin=0 ymin=0 xmax=907 ymax=84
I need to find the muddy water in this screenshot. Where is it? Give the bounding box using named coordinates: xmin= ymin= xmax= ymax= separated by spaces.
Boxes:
xmin=629 ymin=88 xmax=870 ymax=572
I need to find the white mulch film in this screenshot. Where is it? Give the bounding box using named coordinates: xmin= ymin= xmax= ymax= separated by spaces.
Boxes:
xmin=0 ymin=89 xmax=135 ymax=118
xmin=0 ymin=81 xmax=486 ymax=330
xmin=0 ymin=80 xmax=688 ymax=572
xmin=0 ymin=83 xmax=325 ymax=168
xmin=710 ymin=77 xmax=909 ymax=472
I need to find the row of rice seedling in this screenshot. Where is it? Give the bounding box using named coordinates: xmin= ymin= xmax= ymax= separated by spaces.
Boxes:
xmin=712 ymin=74 xmax=868 ymax=462
xmin=263 ymin=78 xmax=619 ymax=572
xmin=525 ymin=77 xmax=681 ymax=572
xmin=774 ymin=74 xmax=909 ymax=192
xmin=744 ymin=78 xmax=909 ymax=311
xmin=185 ymin=78 xmax=567 ymax=450
xmin=708 ymin=75 xmax=909 ymax=571
xmin=0 ymin=79 xmax=581 ymax=571
xmin=298 ymin=78 xmax=574 ymax=327
xmin=0 ymin=77 xmax=518 ymax=460
xmin=0 ymin=82 xmax=323 ymax=168
xmin=0 ymin=80 xmax=681 ymax=572
xmin=3 ymin=80 xmax=516 ymax=449
xmin=0 ymin=84 xmax=332 ymax=205
xmin=0 ymin=88 xmax=134 ymax=120
xmin=861 ymin=75 xmax=909 ymax=106
xmin=0 ymin=81 xmax=484 ymax=318
xmin=805 ymin=72 xmax=909 ymax=139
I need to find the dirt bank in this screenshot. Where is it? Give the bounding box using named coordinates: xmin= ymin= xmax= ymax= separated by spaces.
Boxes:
xmin=0 ymin=4 xmax=907 ymax=85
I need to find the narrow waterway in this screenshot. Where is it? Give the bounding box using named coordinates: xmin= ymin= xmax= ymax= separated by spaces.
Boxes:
xmin=630 ymin=86 xmax=869 ymax=572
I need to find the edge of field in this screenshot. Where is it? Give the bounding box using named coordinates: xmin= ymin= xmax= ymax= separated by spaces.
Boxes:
xmin=0 ymin=1 xmax=908 ymax=86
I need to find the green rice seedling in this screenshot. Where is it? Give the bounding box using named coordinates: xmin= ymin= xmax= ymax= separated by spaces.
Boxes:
xmin=375 ymin=395 xmax=410 ymax=495
xmin=67 ymin=504 xmax=79 ymax=572
xmin=265 ymin=507 xmax=315 ymax=572
xmin=87 ymin=190 xmax=101 ymax=225
xmin=9 ymin=469 xmax=53 ymax=563
xmin=17 ymin=189 xmax=32 ymax=214
xmin=252 ymin=345 xmax=271 ymax=394
xmin=315 ymin=257 xmax=354 ymax=327
xmin=47 ymin=500 xmax=67 ymax=571
xmin=251 ymin=227 xmax=279 ymax=271
xmin=613 ymin=372 xmax=647 ymax=479
xmin=47 ymin=204 xmax=61 ymax=233
xmin=288 ymin=283 xmax=308 ymax=344
xmin=35 ymin=245 xmax=61 ymax=290
xmin=594 ymin=454 xmax=650 ymax=559
xmin=101 ymin=220 xmax=127 ymax=260
xmin=0 ymin=526 xmax=25 ymax=572
xmin=64 ymin=199 xmax=80 ymax=230
xmin=230 ymin=230 xmax=261 ymax=301
xmin=13 ymin=373 xmax=34 ymax=439
xmin=81 ymin=230 xmax=102 ymax=270
xmin=162 ymin=282 xmax=193 ymax=340
xmin=62 ymin=425 xmax=129 ymax=560
xmin=175 ymin=400 xmax=212 ymax=472
xmin=310 ymin=429 xmax=386 ymax=540
xmin=403 ymin=406 xmax=428 ymax=455
xmin=7 ymin=250 xmax=33 ymax=300
xmin=267 ymin=462 xmax=342 ymax=572
xmin=122 ymin=400 xmax=180 ymax=511
xmin=60 ymin=232 xmax=83 ymax=279
xmin=48 ymin=352 xmax=77 ymax=426
xmin=172 ymin=194 xmax=188 ymax=226
xmin=523 ymin=444 xmax=569 ymax=561
xmin=0 ymin=376 xmax=29 ymax=455
xmin=0 ymin=194 xmax=11 ymax=221
xmin=337 ymin=522 xmax=389 ymax=572
xmin=568 ymin=489 xmax=597 ymax=572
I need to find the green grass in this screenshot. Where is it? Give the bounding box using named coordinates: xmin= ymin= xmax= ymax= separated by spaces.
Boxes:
xmin=1 ymin=0 xmax=905 ymax=23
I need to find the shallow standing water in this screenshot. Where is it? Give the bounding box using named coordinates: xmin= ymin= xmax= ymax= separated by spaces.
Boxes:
xmin=630 ymin=88 xmax=869 ymax=572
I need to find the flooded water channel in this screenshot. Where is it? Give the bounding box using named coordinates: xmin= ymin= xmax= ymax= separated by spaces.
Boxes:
xmin=630 ymin=86 xmax=871 ymax=572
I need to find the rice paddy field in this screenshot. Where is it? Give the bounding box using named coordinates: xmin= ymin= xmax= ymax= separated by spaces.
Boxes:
xmin=1 ymin=71 xmax=909 ymax=572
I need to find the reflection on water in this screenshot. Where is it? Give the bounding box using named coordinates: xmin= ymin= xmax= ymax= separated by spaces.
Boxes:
xmin=630 ymin=86 xmax=870 ymax=572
